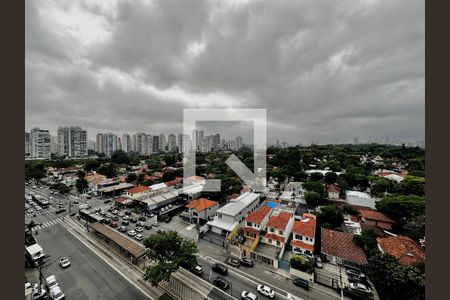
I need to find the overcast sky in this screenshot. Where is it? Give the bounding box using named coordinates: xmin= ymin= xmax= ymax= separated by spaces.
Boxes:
xmin=25 ymin=0 xmax=424 ymax=144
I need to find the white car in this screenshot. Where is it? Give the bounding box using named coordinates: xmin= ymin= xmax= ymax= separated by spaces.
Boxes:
xmin=45 ymin=275 xmax=58 ymax=290
xmin=50 ymin=286 xmax=65 ymax=300
xmin=135 ymin=234 xmax=144 ymax=241
xmin=135 ymin=227 xmax=144 ymax=232
xmin=349 ymin=283 xmax=372 ymax=294
xmin=241 ymin=291 xmax=258 ymax=300
xmin=256 ymin=285 xmax=275 ymax=298
xmin=128 ymin=230 xmax=137 ymax=236
xmin=59 ymin=257 xmax=71 ymax=268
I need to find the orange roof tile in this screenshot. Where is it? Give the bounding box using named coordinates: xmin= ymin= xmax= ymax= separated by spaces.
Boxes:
xmin=245 ymin=206 xmax=272 ymax=225
xmin=265 ymin=233 xmax=285 ymax=243
xmin=291 ymin=240 xmax=314 ymax=252
xmin=244 ymin=227 xmax=261 ymax=236
xmin=292 ymin=217 xmax=316 ymax=238
xmin=377 ymin=236 xmax=425 ymax=266
xmin=266 ymin=212 xmax=291 ymax=231
xmin=326 ymin=184 xmax=341 ymax=193
xmin=361 ymin=210 xmax=395 ymax=224
xmin=321 ymin=228 xmax=368 ymax=265
xmin=127 ymin=185 xmax=149 ymax=194
xmin=186 ymin=198 xmax=218 ymax=212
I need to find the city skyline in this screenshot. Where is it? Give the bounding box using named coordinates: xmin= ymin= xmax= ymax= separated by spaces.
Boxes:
xmin=26 ymin=0 xmax=424 ymax=145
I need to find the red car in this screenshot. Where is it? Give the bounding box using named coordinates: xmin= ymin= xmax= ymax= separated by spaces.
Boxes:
xmin=110 ymin=221 xmax=118 ymax=228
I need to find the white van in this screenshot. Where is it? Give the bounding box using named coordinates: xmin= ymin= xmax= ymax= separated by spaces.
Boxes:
xmin=78 ymin=204 xmax=91 ymax=210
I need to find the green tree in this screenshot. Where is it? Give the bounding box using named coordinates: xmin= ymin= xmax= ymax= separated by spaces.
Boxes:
xmin=126 ymin=173 xmax=137 ymax=183
xmin=353 ymin=229 xmax=380 ymax=253
xmin=304 ymin=191 xmax=321 ymax=208
xmin=290 ymin=255 xmax=314 ymax=274
xmin=96 ymin=164 xmax=118 ymax=178
xmin=376 ymin=195 xmax=425 ymax=226
xmin=400 ymin=176 xmax=425 ymax=196
xmin=84 ymin=159 xmax=101 ymax=171
xmin=342 ymin=204 xmax=360 ymax=216
xmin=324 ymin=172 xmax=337 ymax=184
xmin=317 ymin=205 xmax=344 ymax=229
xmin=143 ymin=231 xmax=198 ymax=286
xmin=303 ymin=181 xmax=324 ymax=197
xmin=75 ymin=171 xmax=88 ymax=192
xmin=162 ymin=170 xmax=177 ymax=182
xmin=111 ymin=150 xmax=130 ymax=165
xmin=368 ymin=252 xmax=425 ymax=300
xmin=310 ymin=172 xmax=324 ymax=181
xmin=146 ymin=158 xmax=163 ymax=171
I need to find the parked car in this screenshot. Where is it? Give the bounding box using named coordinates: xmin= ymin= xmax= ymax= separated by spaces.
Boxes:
xmin=49 ymin=286 xmax=65 ymax=300
xmin=112 ymin=210 xmax=118 ymax=215
xmin=129 ymin=217 xmax=137 ymax=223
xmin=138 ymin=216 xmax=146 ymax=221
xmin=104 ymin=199 xmax=111 ymax=204
xmin=128 ymin=230 xmax=137 ymax=236
xmin=213 ymin=277 xmax=230 ymax=290
xmin=144 ymin=224 xmax=152 ymax=230
xmin=156 ymin=229 xmax=166 ymax=234
xmin=212 ymin=263 xmax=228 ymax=275
xmin=256 ymin=285 xmax=275 ymax=299
xmin=104 ymin=218 xmax=111 ymax=224
xmin=315 ymin=257 xmax=323 ymax=269
xmin=118 ymin=212 xmax=125 ymax=217
xmin=227 ymin=258 xmax=240 ymax=268
xmin=55 ymin=208 xmax=66 ymax=214
xmin=135 ymin=234 xmax=144 ymax=241
xmin=190 ymin=265 xmax=203 ymax=276
xmin=45 ymin=275 xmax=58 ymax=290
xmin=122 ymin=220 xmax=129 ymax=226
xmin=149 ymin=213 xmax=155 ymax=218
xmin=293 ymin=278 xmax=309 ymax=291
xmin=31 ymin=285 xmax=47 ymax=300
xmin=110 ymin=221 xmax=118 ymax=228
xmin=124 ymin=211 xmax=131 ymax=216
xmin=59 ymin=257 xmax=71 ymax=268
xmin=349 ymin=283 xmax=372 ymax=295
xmin=118 ymin=226 xmax=127 ymax=232
xmin=241 ymin=291 xmax=258 ymax=300
xmin=153 ymin=222 xmax=159 ymax=227
xmin=135 ymin=227 xmax=143 ymax=232
xmin=106 ymin=213 xmax=113 ymax=218
xmin=123 ymin=215 xmax=129 ymax=220
xmin=112 ymin=216 xmax=119 ymax=221
xmin=346 ymin=268 xmax=366 ymax=279
xmin=240 ymin=258 xmax=254 ymax=267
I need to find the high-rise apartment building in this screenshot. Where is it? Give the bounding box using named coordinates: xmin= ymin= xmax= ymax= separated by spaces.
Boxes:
xmin=153 ymin=135 xmax=160 ymax=153
xmin=168 ymin=133 xmax=177 ymax=152
xmin=30 ymin=128 xmax=51 ymax=159
xmin=96 ymin=133 xmax=118 ymax=156
xmin=132 ymin=132 xmax=147 ymax=155
xmin=122 ymin=134 xmax=131 ymax=153
xmin=236 ymin=136 xmax=243 ymax=150
xmin=25 ymin=132 xmax=30 ymax=155
xmin=57 ymin=126 xmax=70 ymax=156
xmin=69 ymin=126 xmax=87 ymax=157
xmin=159 ymin=134 xmax=166 ymax=152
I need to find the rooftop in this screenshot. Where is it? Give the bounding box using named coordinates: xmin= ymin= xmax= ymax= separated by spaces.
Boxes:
xmin=266 ymin=211 xmax=292 ymax=231
xmin=216 ymin=192 xmax=260 ymax=217
xmin=326 ymin=184 xmax=341 ymax=193
xmin=245 ymin=206 xmax=272 ymax=225
xmin=361 ymin=210 xmax=395 ymax=224
xmin=321 ymin=227 xmax=368 ymax=265
xmin=97 ymin=183 xmax=135 ymax=193
xmin=292 ymin=214 xmax=316 ymax=238
xmin=186 ymin=198 xmax=218 ymax=212
xmin=377 ymin=236 xmax=425 ymax=266
xmin=127 ymin=185 xmax=150 ymax=194
xmin=206 ymin=218 xmax=239 ymax=233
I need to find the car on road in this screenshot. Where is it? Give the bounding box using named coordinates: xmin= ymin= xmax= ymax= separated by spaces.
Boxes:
xmin=45 ymin=275 xmax=58 ymax=290
xmin=49 ymin=286 xmax=65 ymax=300
xmin=190 ymin=265 xmax=203 ymax=276
xmin=59 ymin=257 xmax=71 ymax=268
xmin=112 ymin=210 xmax=118 ymax=215
xmin=149 ymin=213 xmax=155 ymax=218
xmin=212 ymin=263 xmax=228 ymax=275
xmin=135 ymin=234 xmax=144 ymax=241
xmin=103 ymin=199 xmax=111 ymax=204
xmin=152 ymin=221 xmax=159 ymax=227
xmin=256 ymin=285 xmax=275 ymax=299
xmin=138 ymin=216 xmax=146 ymax=221
xmin=240 ymin=258 xmax=254 ymax=267
xmin=135 ymin=226 xmax=144 ymax=232
xmin=106 ymin=213 xmax=113 ymax=218
xmin=55 ymin=208 xmax=66 ymax=214
xmin=112 ymin=216 xmax=119 ymax=221
xmin=118 ymin=226 xmax=127 ymax=232
xmin=122 ymin=220 xmax=129 ymax=226
xmin=73 ymin=200 xmax=79 ymax=204
xmin=104 ymin=218 xmax=111 ymax=224
xmin=128 ymin=230 xmax=137 ymax=236
xmin=227 ymin=258 xmax=240 ymax=268
xmin=315 ymin=257 xmax=323 ymax=269
xmin=110 ymin=221 xmax=118 ymax=228
xmin=349 ymin=283 xmax=372 ymax=295
xmin=241 ymin=291 xmax=258 ymax=300
xmin=213 ymin=277 xmax=230 ymax=290
xmin=293 ymin=278 xmax=309 ymax=291
xmin=144 ymin=224 xmax=152 ymax=230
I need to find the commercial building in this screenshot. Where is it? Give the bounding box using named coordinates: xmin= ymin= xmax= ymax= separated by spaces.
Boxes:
xmin=180 ymin=198 xmax=219 ymax=225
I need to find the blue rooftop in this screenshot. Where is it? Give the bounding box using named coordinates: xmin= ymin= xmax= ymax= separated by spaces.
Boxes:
xmin=266 ymin=201 xmax=278 ymax=208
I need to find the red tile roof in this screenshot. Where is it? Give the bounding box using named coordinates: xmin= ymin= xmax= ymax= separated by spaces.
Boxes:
xmin=291 ymin=240 xmax=314 ymax=252
xmin=264 ymin=233 xmax=285 ymax=243
xmin=244 ymin=227 xmax=261 ymax=236
xmin=361 ymin=210 xmax=395 ymax=224
xmin=127 ymin=185 xmax=149 ymax=195
xmin=326 ymin=184 xmax=341 ymax=193
xmin=377 ymin=236 xmax=425 ymax=266
xmin=292 ymin=216 xmax=316 ymax=238
xmin=186 ymin=198 xmax=218 ymax=212
xmin=245 ymin=206 xmax=272 ymax=225
xmin=321 ymin=228 xmax=368 ymax=265
xmin=266 ymin=212 xmax=291 ymax=231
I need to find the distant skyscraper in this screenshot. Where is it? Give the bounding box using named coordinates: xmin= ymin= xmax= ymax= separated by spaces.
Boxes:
xmin=146 ymin=134 xmax=153 ymax=154
xmin=87 ymin=140 xmax=96 ymax=152
xmin=153 ymin=135 xmax=160 ymax=152
xmin=57 ymin=126 xmax=70 ymax=156
xmin=122 ymin=134 xmax=131 ymax=153
xmin=159 ymin=134 xmax=166 ymax=152
xmin=50 ymin=136 xmax=58 ymax=154
xmin=132 ymin=132 xmax=147 ymax=155
xmin=213 ymin=133 xmax=221 ymax=150
xmin=168 ymin=133 xmax=177 ymax=152
xmin=236 ymin=136 xmax=243 ymax=150
xmin=25 ymin=132 xmax=30 ymax=155
xmin=353 ymin=137 xmax=360 ymax=145
xmin=30 ymin=128 xmax=51 ymax=158
xmin=69 ymin=126 xmax=87 ymax=157
xmin=96 ymin=132 xmax=118 ymax=156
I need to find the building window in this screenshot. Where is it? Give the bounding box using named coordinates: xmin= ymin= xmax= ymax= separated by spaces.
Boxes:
xmin=270 ymin=228 xmax=274 ymax=232
xmin=279 ymin=230 xmax=284 ymax=235
xmin=193 ymin=212 xmax=198 ymax=216
xmin=276 ymin=241 xmax=281 ymax=246
xmin=247 ymin=222 xmax=252 ymax=226
xmin=268 ymin=239 xmax=272 ymax=244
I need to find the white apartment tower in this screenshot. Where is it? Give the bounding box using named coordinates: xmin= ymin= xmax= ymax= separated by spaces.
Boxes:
xmin=30 ymin=128 xmax=51 ymax=159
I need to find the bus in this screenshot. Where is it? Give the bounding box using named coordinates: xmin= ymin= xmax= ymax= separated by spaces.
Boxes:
xmin=32 ymin=195 xmax=49 ymax=209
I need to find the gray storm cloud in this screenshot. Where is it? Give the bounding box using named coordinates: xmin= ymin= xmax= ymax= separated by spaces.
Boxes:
xmin=25 ymin=0 xmax=424 ymax=144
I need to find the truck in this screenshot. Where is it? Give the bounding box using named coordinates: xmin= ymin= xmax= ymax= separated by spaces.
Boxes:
xmin=25 ymin=244 xmax=46 ymax=267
